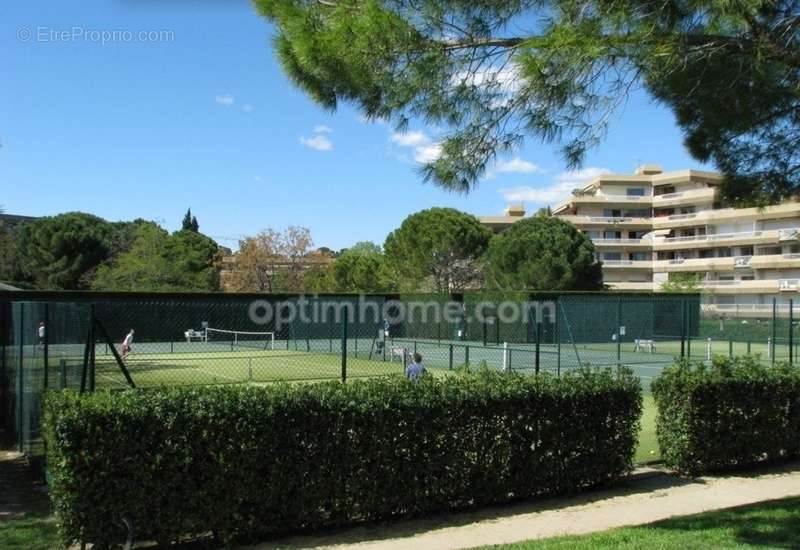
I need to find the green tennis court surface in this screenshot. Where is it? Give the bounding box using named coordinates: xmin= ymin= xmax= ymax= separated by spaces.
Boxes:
xmin=31 ymin=334 xmax=789 ymax=392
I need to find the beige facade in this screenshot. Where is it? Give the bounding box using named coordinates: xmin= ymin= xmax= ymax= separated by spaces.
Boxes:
xmin=479 ymin=165 xmax=800 ymax=312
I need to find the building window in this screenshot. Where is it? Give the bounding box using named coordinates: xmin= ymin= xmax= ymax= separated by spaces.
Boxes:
xmin=739 ymin=246 xmax=754 ymax=256
xmin=603 ymin=209 xmax=622 ymax=218
xmin=603 ymin=231 xmax=621 ymax=239
xmin=717 ymin=248 xmax=732 ymax=257
xmin=630 ymin=252 xmax=649 ymax=261
xmin=626 ymin=188 xmax=646 ymax=197
xmin=653 ymin=185 xmax=675 ymax=196
xmin=603 ymin=252 xmax=622 ymax=261
xmin=699 ymin=249 xmax=714 ymax=259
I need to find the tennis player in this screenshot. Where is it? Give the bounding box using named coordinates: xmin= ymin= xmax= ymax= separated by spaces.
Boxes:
xmin=37 ymin=321 xmax=45 ymax=349
xmin=405 ymin=352 xmax=426 ymax=382
xmin=121 ymin=329 xmax=135 ymax=360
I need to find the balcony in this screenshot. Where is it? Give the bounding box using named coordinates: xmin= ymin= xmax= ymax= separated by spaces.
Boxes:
xmin=651 ymin=187 xmax=716 ymax=208
xmin=606 ymin=281 xmax=655 ymax=291
xmin=591 ymin=238 xmax=651 ymax=247
xmin=601 ymin=260 xmax=653 ymax=269
xmin=749 ymin=254 xmax=800 ymax=269
xmin=570 ymin=193 xmax=652 ymax=206
xmin=653 ymin=230 xmax=780 ymax=251
xmin=652 ymin=202 xmax=800 ymax=229
xmin=558 ymin=215 xmax=653 ymax=228
xmin=734 ymin=256 xmax=752 ymax=268
xmin=699 ymin=279 xmax=780 ymax=294
xmin=653 ymin=257 xmax=735 ymax=272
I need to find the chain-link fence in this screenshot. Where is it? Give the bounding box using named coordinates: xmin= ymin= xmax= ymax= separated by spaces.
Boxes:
xmin=2 ymin=290 xmax=709 ymax=455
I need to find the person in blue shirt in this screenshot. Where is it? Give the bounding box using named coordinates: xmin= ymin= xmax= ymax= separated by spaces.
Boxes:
xmin=405 ymin=352 xmax=426 ymax=382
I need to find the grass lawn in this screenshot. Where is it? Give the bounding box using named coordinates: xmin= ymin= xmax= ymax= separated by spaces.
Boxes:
xmin=475 ymin=496 xmax=800 ymax=549
xmin=635 ymin=394 xmax=659 ymax=463
xmin=0 ymin=515 xmax=58 ymax=550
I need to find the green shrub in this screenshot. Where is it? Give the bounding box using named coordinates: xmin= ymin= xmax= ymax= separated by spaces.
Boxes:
xmin=652 ymin=355 xmax=800 ymax=475
xmin=43 ymin=369 xmax=641 ymax=547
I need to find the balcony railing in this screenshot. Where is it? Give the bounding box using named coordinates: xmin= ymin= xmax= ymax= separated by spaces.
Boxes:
xmin=661 ymin=230 xmax=768 ymax=244
xmin=592 ymin=238 xmax=648 ymax=245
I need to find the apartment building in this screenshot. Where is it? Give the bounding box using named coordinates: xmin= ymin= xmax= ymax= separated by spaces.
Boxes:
xmin=479 ymin=165 xmax=800 ymax=310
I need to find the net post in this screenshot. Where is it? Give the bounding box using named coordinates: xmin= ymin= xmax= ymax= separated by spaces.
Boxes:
xmin=43 ymin=303 xmax=49 ymax=390
xmin=341 ymin=306 xmax=348 ymax=383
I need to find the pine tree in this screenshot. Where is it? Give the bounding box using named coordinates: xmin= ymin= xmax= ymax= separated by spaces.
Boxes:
xmin=182 ymin=209 xmax=194 ymax=231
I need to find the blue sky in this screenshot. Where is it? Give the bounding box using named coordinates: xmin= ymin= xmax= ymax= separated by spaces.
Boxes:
xmin=1 ymin=0 xmax=712 ymax=251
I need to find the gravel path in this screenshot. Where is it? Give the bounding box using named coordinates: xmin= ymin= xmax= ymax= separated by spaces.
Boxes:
xmin=248 ymin=462 xmax=800 ymax=550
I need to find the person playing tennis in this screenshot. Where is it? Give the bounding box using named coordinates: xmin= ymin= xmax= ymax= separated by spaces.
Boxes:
xmin=405 ymin=352 xmax=426 ymax=383
xmin=121 ymin=329 xmax=135 ymax=360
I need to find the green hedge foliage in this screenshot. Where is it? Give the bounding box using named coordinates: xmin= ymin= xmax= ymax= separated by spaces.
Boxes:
xmin=43 ymin=369 xmax=641 ymax=547
xmin=652 ymin=356 xmax=800 ymax=475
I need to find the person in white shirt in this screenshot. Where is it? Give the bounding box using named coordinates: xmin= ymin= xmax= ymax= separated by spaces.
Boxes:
xmin=37 ymin=321 xmax=45 ymax=349
xmin=121 ymin=329 xmax=135 ymax=360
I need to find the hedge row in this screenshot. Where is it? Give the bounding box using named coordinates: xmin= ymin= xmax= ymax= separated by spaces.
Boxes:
xmin=43 ymin=368 xmax=641 ymax=547
xmin=652 ymin=356 xmax=800 ymax=475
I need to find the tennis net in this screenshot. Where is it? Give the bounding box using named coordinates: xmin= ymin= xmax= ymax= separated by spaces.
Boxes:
xmin=205 ymin=328 xmax=275 ymax=351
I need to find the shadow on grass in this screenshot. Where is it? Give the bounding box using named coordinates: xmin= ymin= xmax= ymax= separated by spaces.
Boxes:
xmin=650 ymin=496 xmax=800 ymax=549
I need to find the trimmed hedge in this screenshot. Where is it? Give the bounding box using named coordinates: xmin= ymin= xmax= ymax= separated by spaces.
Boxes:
xmin=652 ymin=356 xmax=800 ymax=475
xmin=43 ymin=369 xmax=641 ymax=547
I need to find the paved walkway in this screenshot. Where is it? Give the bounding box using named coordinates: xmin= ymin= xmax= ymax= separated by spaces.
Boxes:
xmin=249 ymin=462 xmax=800 ymax=550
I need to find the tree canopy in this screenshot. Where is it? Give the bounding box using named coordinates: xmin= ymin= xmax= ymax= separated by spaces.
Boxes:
xmin=384 ymin=208 xmax=491 ymax=291
xmin=256 ymin=0 xmax=800 ymax=203
xmin=182 ymin=208 xmax=199 ymax=232
xmin=484 ymin=216 xmax=603 ymax=291
xmin=91 ymin=223 xmax=220 ymax=291
xmin=330 ymin=241 xmax=395 ymax=292
xmin=16 ymin=212 xmax=113 ymax=290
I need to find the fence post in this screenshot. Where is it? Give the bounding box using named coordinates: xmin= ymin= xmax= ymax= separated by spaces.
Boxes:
xmin=449 ymin=344 xmax=453 ymax=370
xmin=728 ymin=338 xmax=733 ymax=358
xmin=43 ymin=303 xmax=49 ymax=390
xmin=747 ymin=340 xmax=751 ymax=354
xmin=535 ymin=319 xmax=541 ymax=375
xmin=616 ymin=297 xmax=622 ymax=365
xmin=790 ymin=299 xmax=794 ymax=365
xmin=59 ymin=359 xmax=67 ymax=389
xmin=680 ymin=298 xmax=686 ymax=358
xmin=89 ymin=305 xmax=96 ymax=392
xmin=772 ymin=297 xmax=777 ymax=364
xmin=16 ymin=303 xmax=24 ymax=451
xmin=341 ymin=306 xmax=348 ymax=383
xmin=706 ymin=338 xmax=711 ymax=360
xmin=555 ymin=299 xmax=561 ymax=376
xmin=465 ymin=345 xmax=469 ymax=366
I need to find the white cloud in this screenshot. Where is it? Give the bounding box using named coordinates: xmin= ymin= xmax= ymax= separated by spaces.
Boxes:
xmin=389 ymin=131 xmax=430 ymax=148
xmin=387 ymin=130 xmax=441 ymax=164
xmin=494 ymin=157 xmax=543 ymax=175
xmin=300 ymin=134 xmax=333 ymax=151
xmin=499 ymin=167 xmax=610 ymax=205
xmin=214 ymin=95 xmax=235 ymax=106
xmin=414 ymin=143 xmax=442 ymax=163
xmin=313 ymin=125 xmax=333 ymax=134
xmin=242 ymin=104 xmax=254 ymax=112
